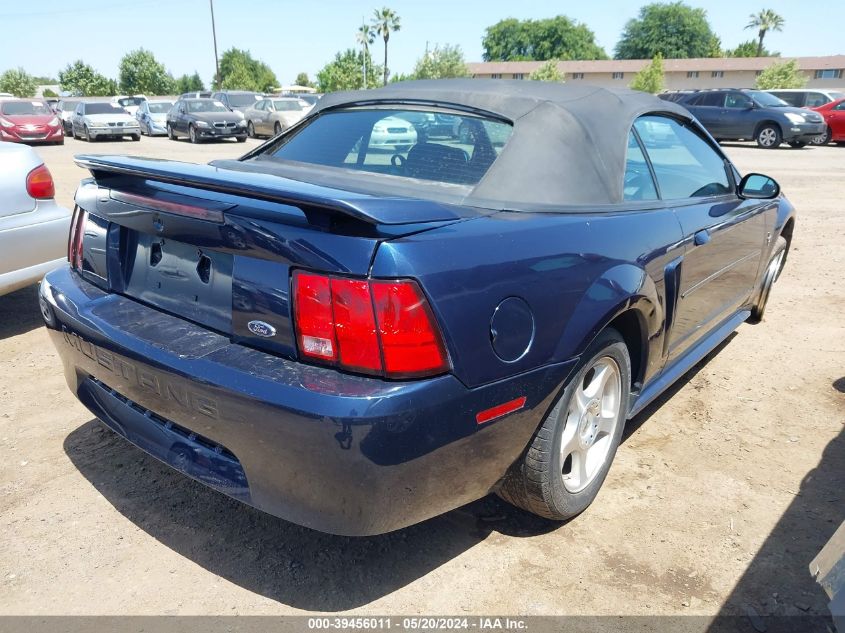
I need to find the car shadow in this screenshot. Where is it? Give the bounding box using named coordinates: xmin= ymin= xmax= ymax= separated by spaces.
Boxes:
xmin=708 ymin=426 xmax=844 ymax=632
xmin=0 ymin=284 xmax=44 ymax=339
xmin=60 ymin=332 xmax=747 ymax=610
xmin=63 ymin=418 xmax=559 ymax=611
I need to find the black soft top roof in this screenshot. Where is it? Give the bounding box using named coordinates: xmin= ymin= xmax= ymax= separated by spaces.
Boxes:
xmin=240 ymin=80 xmax=698 ymax=209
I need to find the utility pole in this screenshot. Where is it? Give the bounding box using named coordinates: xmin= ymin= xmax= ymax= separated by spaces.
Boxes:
xmin=210 ymin=0 xmax=220 ymax=90
xmin=362 ymin=17 xmax=367 ymax=90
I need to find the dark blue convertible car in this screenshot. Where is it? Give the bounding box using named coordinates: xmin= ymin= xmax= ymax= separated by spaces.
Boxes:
xmin=39 ymin=81 xmax=793 ymax=535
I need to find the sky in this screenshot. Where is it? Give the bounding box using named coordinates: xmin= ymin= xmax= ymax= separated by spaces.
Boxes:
xmin=0 ymin=0 xmax=841 ymax=87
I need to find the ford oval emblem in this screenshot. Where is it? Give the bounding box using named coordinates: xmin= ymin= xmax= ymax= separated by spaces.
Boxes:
xmin=247 ymin=320 xmax=276 ymax=338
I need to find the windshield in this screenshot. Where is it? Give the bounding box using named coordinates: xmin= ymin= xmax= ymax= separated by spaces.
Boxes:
xmin=748 ymin=91 xmax=789 ymax=107
xmin=186 ymin=100 xmax=229 ymax=113
xmin=1 ymin=101 xmax=51 ymax=116
xmin=273 ymin=100 xmax=302 ymax=112
xmin=227 ymin=94 xmax=261 ymax=107
xmin=59 ymin=101 xmax=79 ymax=111
xmin=147 ymin=102 xmax=173 ymax=114
xmin=831 ymin=92 xmax=845 ymax=101
xmin=85 ymin=103 xmax=126 ymax=115
xmin=299 ymin=95 xmax=319 ymax=105
xmin=264 ymin=108 xmax=512 ymax=187
xmin=117 ymin=97 xmax=145 ymax=107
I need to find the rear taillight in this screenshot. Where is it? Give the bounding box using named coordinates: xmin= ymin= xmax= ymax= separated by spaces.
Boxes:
xmin=68 ymin=208 xmax=87 ymax=269
xmin=26 ymin=164 xmax=55 ymax=199
xmin=292 ymin=270 xmax=450 ymax=379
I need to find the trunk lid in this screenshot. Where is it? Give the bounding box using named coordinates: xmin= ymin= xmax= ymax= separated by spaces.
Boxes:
xmin=73 ymin=154 xmax=474 ymax=361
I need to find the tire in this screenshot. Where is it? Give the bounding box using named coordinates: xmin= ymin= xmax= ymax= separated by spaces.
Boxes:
xmin=167 ymin=123 xmax=176 ymax=140
xmin=247 ymin=121 xmax=255 ymax=138
xmin=236 ymin=135 xmax=247 ymax=143
xmin=274 ymin=122 xmax=282 ymax=136
xmin=748 ymin=236 xmax=788 ymax=324
xmin=83 ymin=125 xmax=91 ymax=142
xmin=131 ymin=134 xmax=140 ymax=142
xmin=812 ymin=127 xmax=832 ymax=145
xmin=755 ymin=124 xmax=782 ymax=149
xmin=189 ymin=124 xmax=198 ymax=144
xmin=498 ymin=328 xmax=631 ymax=521
xmin=788 ymin=141 xmax=807 ymax=148
xmin=65 ymin=123 xmax=74 ymax=138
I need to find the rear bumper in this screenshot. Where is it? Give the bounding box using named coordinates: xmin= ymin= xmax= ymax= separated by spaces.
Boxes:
xmin=40 ymin=266 xmax=575 ymax=535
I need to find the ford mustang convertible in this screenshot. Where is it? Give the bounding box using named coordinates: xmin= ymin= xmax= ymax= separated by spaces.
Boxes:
xmin=39 ymin=81 xmax=793 ymax=536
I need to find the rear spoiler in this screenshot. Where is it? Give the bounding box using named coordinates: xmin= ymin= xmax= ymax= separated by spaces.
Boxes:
xmin=73 ymin=154 xmax=469 ymax=226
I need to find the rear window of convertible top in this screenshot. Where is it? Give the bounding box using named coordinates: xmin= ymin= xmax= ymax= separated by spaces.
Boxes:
xmin=262 ymin=108 xmax=513 ymax=186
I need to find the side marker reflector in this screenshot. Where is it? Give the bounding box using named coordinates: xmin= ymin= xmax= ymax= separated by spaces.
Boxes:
xmin=476 ymin=396 xmax=527 ymax=425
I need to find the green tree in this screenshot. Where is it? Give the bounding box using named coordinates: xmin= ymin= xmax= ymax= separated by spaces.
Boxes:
xmin=411 ymin=45 xmax=469 ymax=80
xmin=317 ymin=49 xmax=380 ymax=93
xmin=614 ymin=2 xmax=721 ymax=60
xmin=118 ymin=48 xmax=176 ymax=95
xmin=294 ymin=72 xmax=314 ymax=88
xmin=42 ymin=88 xmax=59 ymax=97
xmin=0 ymin=68 xmax=37 ymax=97
xmin=529 ymin=60 xmax=564 ymax=82
xmin=176 ymin=72 xmax=205 ymax=93
xmin=754 ymin=59 xmax=806 ymax=89
xmin=745 ymin=9 xmax=784 ymax=57
xmin=629 ymin=53 xmax=665 ymax=93
xmin=58 ymin=60 xmax=117 ymax=96
xmin=483 ymin=16 xmax=607 ymax=61
xmin=33 ymin=75 xmax=58 ymax=84
xmin=372 ymin=7 xmax=401 ymax=86
xmin=218 ymin=48 xmax=278 ymax=92
xmin=726 ymin=40 xmax=777 ymax=57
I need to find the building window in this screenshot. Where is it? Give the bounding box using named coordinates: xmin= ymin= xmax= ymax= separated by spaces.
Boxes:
xmin=815 ymin=69 xmax=843 ymax=79
xmin=490 ymin=73 xmax=502 ymax=79
xmin=687 ymin=71 xmax=699 ymax=78
xmin=755 ymin=70 xmax=763 ymax=77
xmin=711 ymin=71 xmax=724 ymax=78
xmin=513 ymin=73 xmax=524 ymax=80
xmin=612 ymin=72 xmax=624 ymax=80
xmin=572 ymin=72 xmax=584 ymax=80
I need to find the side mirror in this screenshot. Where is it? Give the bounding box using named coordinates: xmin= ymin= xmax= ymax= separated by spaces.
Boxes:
xmin=738 ymin=173 xmax=780 ymax=199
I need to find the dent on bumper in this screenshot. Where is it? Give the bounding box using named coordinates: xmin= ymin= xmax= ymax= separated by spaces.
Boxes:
xmin=40 ymin=266 xmax=575 ymax=535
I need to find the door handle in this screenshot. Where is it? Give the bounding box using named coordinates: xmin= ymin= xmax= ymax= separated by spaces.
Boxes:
xmin=694 ymin=230 xmax=711 ymax=246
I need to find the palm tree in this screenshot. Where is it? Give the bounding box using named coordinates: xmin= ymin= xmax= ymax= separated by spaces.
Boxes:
xmin=745 ymin=9 xmax=785 ymax=57
xmin=356 ymin=22 xmax=375 ymax=89
xmin=372 ymin=7 xmax=400 ymax=86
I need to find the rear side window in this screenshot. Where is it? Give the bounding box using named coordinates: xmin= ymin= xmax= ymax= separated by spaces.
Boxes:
xmin=634 ymin=116 xmax=730 ymax=200
xmin=691 ymin=92 xmax=724 ymax=107
xmin=771 ymin=92 xmax=803 ymax=106
xmin=623 ymin=131 xmax=658 ymax=201
xmin=805 ymin=92 xmax=828 ymax=107
xmin=265 ymin=108 xmax=513 ymax=186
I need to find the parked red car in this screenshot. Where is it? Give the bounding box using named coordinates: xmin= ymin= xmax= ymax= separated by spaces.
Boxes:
xmin=811 ymin=98 xmax=845 ymax=145
xmin=0 ymin=99 xmax=64 ymax=145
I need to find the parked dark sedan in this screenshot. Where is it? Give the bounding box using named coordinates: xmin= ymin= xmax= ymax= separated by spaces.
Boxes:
xmin=166 ymin=98 xmax=247 ymax=143
xmin=40 ymin=80 xmax=793 ymax=536
xmin=663 ymin=88 xmax=826 ymax=148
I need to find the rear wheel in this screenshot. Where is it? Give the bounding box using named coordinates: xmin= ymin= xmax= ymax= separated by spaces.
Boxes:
xmin=498 ymin=328 xmax=630 ymax=521
xmin=756 ymin=124 xmax=782 ymax=149
xmin=748 ymin=236 xmax=787 ymax=324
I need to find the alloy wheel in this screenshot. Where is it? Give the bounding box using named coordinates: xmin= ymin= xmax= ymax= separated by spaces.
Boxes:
xmin=758 ymin=128 xmax=777 ymax=147
xmin=559 ymin=356 xmax=623 ymax=493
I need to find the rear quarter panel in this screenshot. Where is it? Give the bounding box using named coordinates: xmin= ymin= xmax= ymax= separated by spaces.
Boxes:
xmin=372 ymin=208 xmax=685 ymax=389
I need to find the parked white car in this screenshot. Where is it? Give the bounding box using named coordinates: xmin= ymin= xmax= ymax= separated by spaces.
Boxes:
xmin=0 ymin=144 xmax=70 ymax=296
xmin=71 ymin=102 xmax=141 ymax=141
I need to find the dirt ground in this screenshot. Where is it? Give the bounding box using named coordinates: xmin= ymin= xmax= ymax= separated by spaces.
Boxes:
xmin=0 ymin=134 xmax=842 ymax=620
